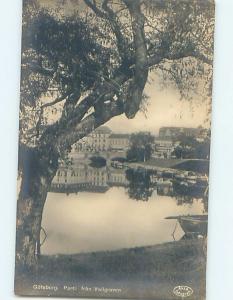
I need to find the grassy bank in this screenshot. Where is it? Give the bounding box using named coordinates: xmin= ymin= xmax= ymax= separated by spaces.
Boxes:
xmin=15 ymin=239 xmax=206 ymax=299
xmin=142 ymin=158 xmax=186 ymax=168
xmin=40 ymin=239 xmax=205 ymax=281
xmin=130 ymin=158 xmax=209 ymax=174
xmin=172 ymin=159 xmax=209 ymax=174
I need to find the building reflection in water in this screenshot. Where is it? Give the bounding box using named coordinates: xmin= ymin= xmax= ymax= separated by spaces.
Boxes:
xmin=51 ymin=165 xmax=129 ymax=193
xmin=51 ymin=164 xmax=207 ymax=211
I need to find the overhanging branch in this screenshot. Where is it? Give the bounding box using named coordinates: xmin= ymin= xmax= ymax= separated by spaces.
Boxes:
xmin=102 ymin=0 xmax=129 ymax=60
xmin=83 ymin=0 xmax=107 ymax=18
xmin=41 ymin=92 xmax=69 ymax=109
xmin=55 ymin=100 xmax=124 ymax=152
xmin=84 ymin=0 xmax=129 ymax=61
xmin=123 ymin=0 xmax=149 ymax=119
xmin=147 ymin=49 xmax=213 ymax=67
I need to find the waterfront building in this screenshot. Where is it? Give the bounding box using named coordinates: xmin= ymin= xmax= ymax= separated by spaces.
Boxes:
xmin=159 ymin=126 xmax=202 ymax=139
xmin=152 ymin=137 xmax=175 ymax=159
xmin=109 ymin=133 xmax=130 ymax=150
xmin=155 ymin=126 xmax=208 ymax=158
xmin=71 ymin=126 xmax=130 ymax=153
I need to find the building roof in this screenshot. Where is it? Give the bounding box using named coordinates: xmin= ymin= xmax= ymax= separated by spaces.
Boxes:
xmin=159 ymin=126 xmax=201 ymax=138
xmin=94 ymin=126 xmax=112 ymax=134
xmin=155 ymin=136 xmax=173 ymax=142
xmin=109 ymin=133 xmax=130 ymax=138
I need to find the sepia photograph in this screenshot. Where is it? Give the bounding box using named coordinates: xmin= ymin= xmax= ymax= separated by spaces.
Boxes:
xmin=14 ymin=0 xmax=215 ymax=299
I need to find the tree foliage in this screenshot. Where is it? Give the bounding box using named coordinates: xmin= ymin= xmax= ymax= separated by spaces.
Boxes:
xmin=20 ymin=0 xmax=214 ymax=157
xmin=16 ymin=0 xmax=215 ymax=269
xmin=172 ymin=132 xmax=210 ymax=159
xmin=126 ymin=168 xmax=153 ymax=201
xmin=127 ymin=132 xmax=154 ymax=162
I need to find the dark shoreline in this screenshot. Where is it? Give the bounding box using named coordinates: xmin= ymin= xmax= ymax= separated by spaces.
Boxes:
xmin=15 ymin=239 xmax=206 ymax=300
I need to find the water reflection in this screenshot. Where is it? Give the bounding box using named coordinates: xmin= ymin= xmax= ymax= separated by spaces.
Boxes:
xmin=51 ymin=165 xmax=128 ymax=194
xmin=51 ymin=165 xmax=208 ymax=206
xmin=42 ymin=189 xmax=204 ymax=255
xmin=41 ymin=165 xmax=207 ymax=255
xmin=125 ymin=168 xmax=153 ymax=201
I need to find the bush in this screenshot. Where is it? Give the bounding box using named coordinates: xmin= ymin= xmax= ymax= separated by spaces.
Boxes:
xmin=89 ymin=156 xmax=106 ymax=168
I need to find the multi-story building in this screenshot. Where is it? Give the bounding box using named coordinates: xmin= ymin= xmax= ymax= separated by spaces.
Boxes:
xmin=159 ymin=127 xmax=202 ymax=139
xmin=154 ymin=126 xmax=208 ymax=158
xmin=109 ymin=133 xmax=130 ymax=151
xmin=71 ymin=126 xmax=130 ymax=153
xmin=72 ymin=126 xmax=112 ymax=152
xmin=152 ymin=137 xmax=175 ymax=159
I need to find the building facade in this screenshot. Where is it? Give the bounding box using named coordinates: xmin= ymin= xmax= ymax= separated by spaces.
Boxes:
xmin=155 ymin=126 xmax=208 ymax=158
xmin=72 ymin=126 xmax=130 ymax=153
xmin=152 ymin=137 xmax=175 ymax=159
xmin=109 ymin=133 xmax=130 ymax=150
xmin=159 ymin=127 xmax=202 ymax=139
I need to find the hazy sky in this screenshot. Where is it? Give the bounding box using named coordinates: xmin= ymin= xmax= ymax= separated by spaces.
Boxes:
xmin=106 ymin=74 xmax=210 ymax=134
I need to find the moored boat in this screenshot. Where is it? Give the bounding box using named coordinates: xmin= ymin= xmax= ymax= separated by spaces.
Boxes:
xmin=165 ymin=214 xmax=208 ymax=236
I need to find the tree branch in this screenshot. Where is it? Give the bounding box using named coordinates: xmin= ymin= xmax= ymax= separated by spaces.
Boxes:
xmin=38 ymin=61 xmax=131 ymax=149
xmin=123 ymin=0 xmax=149 ymax=119
xmin=40 ymin=92 xmax=69 ymax=109
xmin=83 ymin=0 xmax=107 ymax=18
xmin=55 ymin=100 xmax=124 ymax=152
xmin=35 ymin=92 xmax=70 ymax=138
xmin=102 ymin=0 xmax=129 ymax=60
xmin=84 ymin=0 xmax=129 ymax=61
xmin=147 ymin=49 xmax=213 ymax=68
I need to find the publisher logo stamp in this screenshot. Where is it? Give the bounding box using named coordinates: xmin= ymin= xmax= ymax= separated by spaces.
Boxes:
xmin=173 ymin=286 xmax=193 ymax=298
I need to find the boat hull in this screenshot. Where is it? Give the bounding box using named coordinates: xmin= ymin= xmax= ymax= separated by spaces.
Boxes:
xmin=179 ymin=216 xmax=208 ymax=236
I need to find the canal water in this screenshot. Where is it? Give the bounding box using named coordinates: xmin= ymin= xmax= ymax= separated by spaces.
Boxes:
xmin=41 ymin=186 xmax=205 ymax=255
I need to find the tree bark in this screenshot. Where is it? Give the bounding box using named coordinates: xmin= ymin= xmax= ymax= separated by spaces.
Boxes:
xmin=15 ymin=102 xmax=123 ymax=270
xmin=16 ymin=145 xmax=58 ymax=270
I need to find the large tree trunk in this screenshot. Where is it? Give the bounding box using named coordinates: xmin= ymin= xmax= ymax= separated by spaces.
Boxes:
xmin=15 ymin=145 xmax=58 ymax=270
